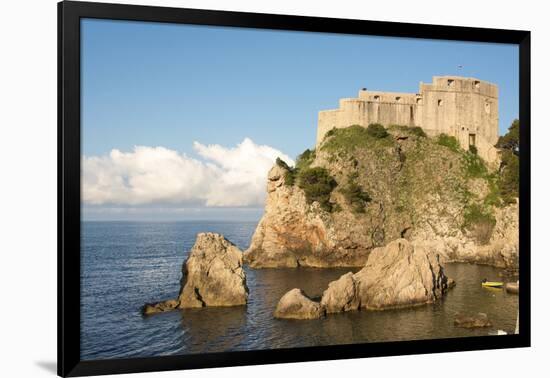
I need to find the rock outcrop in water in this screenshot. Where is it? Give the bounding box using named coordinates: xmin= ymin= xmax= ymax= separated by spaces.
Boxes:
xmin=353 ymin=239 xmax=450 ymax=309
xmin=244 ymin=125 xmax=519 ymax=270
xmin=319 ymin=239 xmax=451 ymax=312
xmin=320 ymin=272 xmax=360 ymax=313
xmin=275 ymin=239 xmax=452 ymax=318
xmin=143 ymin=232 xmax=248 ymax=315
xmin=273 ymin=288 xmax=324 ymax=319
xmin=178 ymin=233 xmax=248 ymax=308
xmin=454 ymin=313 xmax=492 ymax=328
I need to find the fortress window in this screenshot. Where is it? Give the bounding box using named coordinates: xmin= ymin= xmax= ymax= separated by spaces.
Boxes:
xmin=485 ymin=102 xmax=491 ymax=114
xmin=438 ymin=99 xmax=443 ymax=106
xmin=474 ymin=80 xmax=481 ymax=89
xmin=447 ymin=79 xmax=455 ymax=87
xmin=469 ymin=134 xmax=476 ymax=147
xmin=416 ymin=97 xmax=423 ymax=104
xmin=396 ymin=96 xmax=402 ymax=102
xmin=373 ymin=95 xmax=380 ymax=101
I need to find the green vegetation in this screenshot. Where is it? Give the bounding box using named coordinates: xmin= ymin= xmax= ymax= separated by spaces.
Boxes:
xmin=483 ymin=174 xmax=502 ymax=208
xmin=275 ymin=157 xmax=291 ymax=170
xmin=284 ymin=170 xmax=296 ymax=186
xmin=275 ymin=157 xmax=296 ymax=186
xmin=463 ymin=151 xmax=488 ymax=178
xmin=366 ymin=123 xmax=389 ymax=138
xmin=499 ymin=150 xmax=519 ymax=204
xmin=409 ymin=126 xmax=427 ymax=138
xmin=325 ymin=127 xmax=337 ymax=138
xmin=437 ymin=133 xmax=461 ymax=152
xmin=339 ymin=172 xmax=371 ymax=213
xmin=295 ymin=149 xmax=316 ymax=171
xmin=297 ymin=167 xmax=337 ymax=212
xmin=495 ymin=119 xmax=520 ymax=203
xmin=496 ymin=119 xmax=519 ymax=152
xmin=469 ymin=145 xmax=478 ymax=155
xmin=462 ymin=203 xmax=496 ymax=245
xmin=389 ymin=124 xmax=427 ymax=138
xmin=321 ymin=124 xmax=393 ymax=153
xmin=279 ymin=149 xmax=317 ymax=187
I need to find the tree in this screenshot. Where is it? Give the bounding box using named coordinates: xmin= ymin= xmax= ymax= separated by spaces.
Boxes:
xmin=495 ymin=120 xmax=520 ymax=203
xmin=496 ymin=119 xmax=519 ymax=154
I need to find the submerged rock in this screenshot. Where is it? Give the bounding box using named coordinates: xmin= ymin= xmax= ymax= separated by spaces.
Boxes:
xmin=142 ymin=299 xmax=179 ymax=315
xmin=274 ymin=288 xmax=324 ymax=319
xmin=143 ymin=232 xmax=248 ymax=315
xmin=454 ymin=313 xmax=492 ymax=328
xmin=178 ymin=233 xmax=248 ymax=308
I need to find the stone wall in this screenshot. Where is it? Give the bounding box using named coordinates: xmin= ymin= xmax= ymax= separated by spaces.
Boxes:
xmin=316 ymin=76 xmax=499 ymax=164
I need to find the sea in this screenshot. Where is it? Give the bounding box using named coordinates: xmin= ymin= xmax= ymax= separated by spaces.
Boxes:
xmin=81 ymin=221 xmax=519 ymax=360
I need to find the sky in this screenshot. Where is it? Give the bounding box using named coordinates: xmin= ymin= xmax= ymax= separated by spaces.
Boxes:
xmin=81 ymin=18 xmax=519 ymax=221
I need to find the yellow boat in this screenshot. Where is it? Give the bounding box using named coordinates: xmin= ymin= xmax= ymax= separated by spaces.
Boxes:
xmin=481 ymin=280 xmax=504 ymax=288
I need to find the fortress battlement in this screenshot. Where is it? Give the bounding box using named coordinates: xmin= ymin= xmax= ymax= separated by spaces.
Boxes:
xmin=317 ymin=76 xmax=499 ymax=163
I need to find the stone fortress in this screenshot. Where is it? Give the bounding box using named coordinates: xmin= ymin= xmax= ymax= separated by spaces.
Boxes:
xmin=317 ymin=76 xmax=499 ymax=163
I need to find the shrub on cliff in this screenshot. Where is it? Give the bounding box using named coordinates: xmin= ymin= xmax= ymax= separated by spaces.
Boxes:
xmin=276 ymin=157 xmax=297 ymax=186
xmin=340 ymin=173 xmax=371 ymax=213
xmin=389 ymin=125 xmax=427 ymax=138
xmin=321 ymin=125 xmax=394 ymax=153
xmin=495 ymin=120 xmax=519 ymax=203
xmin=437 ymin=134 xmax=460 ymax=151
xmin=462 ymin=203 xmax=496 ymax=245
xmin=297 ymin=167 xmax=337 ymax=212
xmin=496 ymin=119 xmax=519 ymax=153
xmin=295 ymin=149 xmax=316 ymax=171
xmin=464 ymin=151 xmax=488 ymax=178
xmin=279 ymin=150 xmax=317 ymax=187
xmin=276 ymin=157 xmax=291 ymax=170
xmin=499 ymin=150 xmax=519 ymax=204
xmin=367 ymin=123 xmax=389 ymax=138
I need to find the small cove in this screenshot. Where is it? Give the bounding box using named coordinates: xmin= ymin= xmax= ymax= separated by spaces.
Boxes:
xmin=81 ymin=221 xmax=518 ymax=360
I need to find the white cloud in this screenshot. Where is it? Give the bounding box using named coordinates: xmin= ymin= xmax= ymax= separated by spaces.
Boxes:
xmin=82 ymin=138 xmax=294 ymax=207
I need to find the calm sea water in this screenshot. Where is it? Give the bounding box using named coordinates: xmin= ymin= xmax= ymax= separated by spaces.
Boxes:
xmin=81 ymin=221 xmax=519 ymax=360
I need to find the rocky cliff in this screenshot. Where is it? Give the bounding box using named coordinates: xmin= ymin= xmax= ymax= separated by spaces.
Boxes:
xmin=244 ymin=125 xmax=518 ymax=269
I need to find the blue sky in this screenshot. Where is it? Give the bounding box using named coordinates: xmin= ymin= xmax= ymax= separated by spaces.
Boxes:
xmin=82 ymin=19 xmax=518 ymax=159
xmin=81 ymin=19 xmax=519 ymax=220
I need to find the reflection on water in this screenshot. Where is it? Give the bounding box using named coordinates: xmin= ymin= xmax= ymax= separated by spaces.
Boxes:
xmin=81 ymin=222 xmax=519 ymax=360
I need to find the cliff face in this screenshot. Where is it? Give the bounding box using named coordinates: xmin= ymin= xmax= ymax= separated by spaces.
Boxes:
xmin=244 ymin=125 xmax=518 ymax=269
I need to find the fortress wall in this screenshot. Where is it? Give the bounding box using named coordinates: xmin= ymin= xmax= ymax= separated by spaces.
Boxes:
xmin=358 ymin=90 xmax=417 ymax=105
xmin=317 ymin=109 xmax=342 ymax=145
xmin=420 ymin=85 xmax=459 ymax=137
xmin=316 ymin=76 xmax=499 ymax=164
xmin=366 ymin=102 xmax=419 ymax=126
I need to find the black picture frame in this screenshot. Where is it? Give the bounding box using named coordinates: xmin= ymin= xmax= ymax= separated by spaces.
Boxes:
xmin=58 ymin=1 xmax=531 ymax=376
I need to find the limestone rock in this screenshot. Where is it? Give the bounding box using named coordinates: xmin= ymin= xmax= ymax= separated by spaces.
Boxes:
xmin=414 ymin=202 xmax=519 ymax=271
xmin=320 ymin=272 xmax=360 ymax=313
xmin=354 ymin=239 xmax=450 ymax=309
xmin=274 ymin=288 xmax=324 ymax=319
xmin=318 ymin=239 xmax=451 ymax=312
xmin=454 ymin=313 xmax=492 ymax=328
xmin=143 ymin=233 xmax=248 ymax=315
xmin=505 ymin=281 xmax=519 ymax=294
xmin=244 ymin=126 xmax=519 ymax=269
xmin=178 ymin=233 xmax=248 ymax=308
xmin=142 ymin=299 xmax=179 ymax=315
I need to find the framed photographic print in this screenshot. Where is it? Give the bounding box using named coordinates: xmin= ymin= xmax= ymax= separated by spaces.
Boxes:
xmin=58 ymin=1 xmax=531 ymax=376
